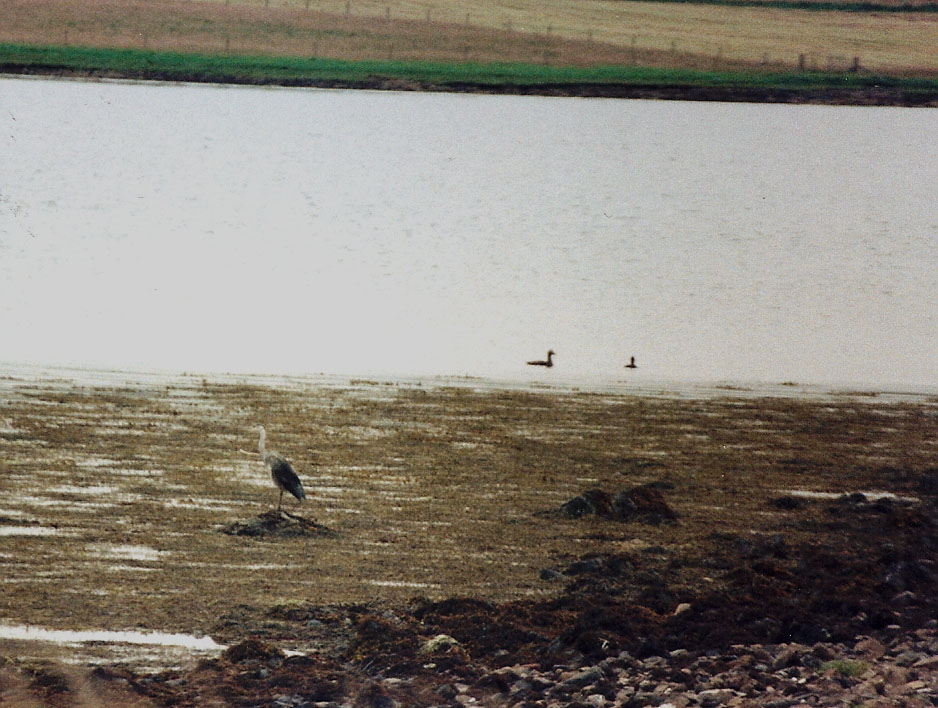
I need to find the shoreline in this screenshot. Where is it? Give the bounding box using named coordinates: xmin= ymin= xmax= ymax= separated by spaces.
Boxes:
xmin=3 ymin=361 xmax=936 ymax=403
xmin=6 ymin=65 xmax=938 ymax=106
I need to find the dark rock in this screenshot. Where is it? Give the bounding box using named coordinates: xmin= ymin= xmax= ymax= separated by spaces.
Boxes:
xmin=918 ymin=471 xmax=938 ymax=496
xmin=566 ymin=558 xmax=604 ymax=575
xmin=222 ymin=639 xmax=285 ymax=664
xmin=560 ymin=667 xmax=603 ymax=690
xmin=357 ymin=681 xmax=397 ymax=708
xmin=582 ymin=489 xmax=614 ymax=515
xmin=562 ymin=496 xmax=595 ymax=518
xmin=769 ymin=495 xmax=805 ymax=510
xmin=612 ymin=491 xmax=638 ymax=519
xmin=562 ymin=485 xmax=674 ymax=523
xmin=615 ymin=485 xmax=676 ymax=523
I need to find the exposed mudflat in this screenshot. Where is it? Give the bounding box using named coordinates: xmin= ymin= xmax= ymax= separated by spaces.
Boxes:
xmin=1 ymin=369 xmax=937 ymax=705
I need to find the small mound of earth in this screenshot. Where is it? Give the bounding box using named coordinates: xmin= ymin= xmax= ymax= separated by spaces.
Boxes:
xmin=558 ymin=483 xmax=676 ymax=524
xmin=219 ymin=510 xmax=336 ymax=538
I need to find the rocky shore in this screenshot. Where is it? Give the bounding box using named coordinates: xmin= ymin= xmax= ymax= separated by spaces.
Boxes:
xmin=6 ymin=482 xmax=936 ymax=707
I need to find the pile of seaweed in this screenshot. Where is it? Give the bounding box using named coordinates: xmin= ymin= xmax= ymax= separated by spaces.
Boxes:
xmin=219 ymin=510 xmax=336 ymax=539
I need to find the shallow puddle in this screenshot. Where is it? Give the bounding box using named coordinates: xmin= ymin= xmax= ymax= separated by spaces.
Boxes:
xmin=367 ymin=579 xmax=442 ymax=589
xmin=89 ymin=543 xmax=167 ymax=561
xmin=48 ymin=484 xmax=120 ymax=495
xmin=0 ymin=525 xmax=69 ymax=537
xmin=0 ymin=623 xmax=226 ymax=650
xmin=782 ymin=489 xmax=920 ymax=502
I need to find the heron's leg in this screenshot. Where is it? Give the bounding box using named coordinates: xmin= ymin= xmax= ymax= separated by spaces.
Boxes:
xmin=277 ymin=488 xmax=284 ymax=513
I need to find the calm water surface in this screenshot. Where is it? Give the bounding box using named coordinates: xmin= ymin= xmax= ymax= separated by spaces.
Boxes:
xmin=2 ymin=77 xmax=937 ymax=390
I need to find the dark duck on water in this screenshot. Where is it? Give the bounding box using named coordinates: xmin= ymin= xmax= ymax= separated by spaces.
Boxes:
xmin=527 ymin=350 xmax=556 ymax=368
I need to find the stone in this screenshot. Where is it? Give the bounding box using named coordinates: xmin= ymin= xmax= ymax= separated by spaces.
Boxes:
xmin=673 ymin=603 xmax=692 ymax=616
xmin=811 ymin=644 xmax=837 ymax=661
xmin=560 ymin=667 xmax=603 ymax=690
xmin=894 ymin=651 xmax=923 ymax=667
xmin=695 ymin=688 xmax=737 ymax=704
xmin=612 ymin=491 xmax=638 ymax=519
xmin=562 ymin=496 xmax=594 ymax=518
xmin=581 ymin=489 xmax=613 ymax=515
xmin=854 ymin=637 xmax=886 ymax=659
xmin=418 ymin=634 xmax=461 ymax=656
xmin=772 ymin=647 xmax=801 ymax=670
xmin=912 ymin=655 xmax=938 ymax=669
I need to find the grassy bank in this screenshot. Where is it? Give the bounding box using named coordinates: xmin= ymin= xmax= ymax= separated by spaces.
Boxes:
xmin=5 ymin=42 xmax=938 ymax=103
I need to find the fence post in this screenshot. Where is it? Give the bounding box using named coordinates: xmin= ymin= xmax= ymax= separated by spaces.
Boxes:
xmin=798 ymin=53 xmax=805 ymax=71
xmin=851 ymin=56 xmax=860 ymax=72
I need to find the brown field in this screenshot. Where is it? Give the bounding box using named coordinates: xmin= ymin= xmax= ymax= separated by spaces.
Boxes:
xmin=3 ymin=0 xmax=938 ymax=74
xmin=1 ymin=371 xmax=937 ymax=669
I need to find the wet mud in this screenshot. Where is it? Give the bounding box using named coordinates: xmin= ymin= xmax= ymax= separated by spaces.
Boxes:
xmin=1 ymin=370 xmax=937 ymax=705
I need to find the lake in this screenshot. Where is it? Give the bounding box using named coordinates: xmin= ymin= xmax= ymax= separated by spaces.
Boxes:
xmin=2 ymin=76 xmax=936 ymax=391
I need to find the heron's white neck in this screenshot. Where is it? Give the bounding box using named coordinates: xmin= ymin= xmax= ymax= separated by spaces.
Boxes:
xmin=258 ymin=426 xmax=266 ymax=457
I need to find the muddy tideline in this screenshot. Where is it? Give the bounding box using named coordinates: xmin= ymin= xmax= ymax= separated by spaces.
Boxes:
xmin=1 ymin=370 xmax=937 ymax=706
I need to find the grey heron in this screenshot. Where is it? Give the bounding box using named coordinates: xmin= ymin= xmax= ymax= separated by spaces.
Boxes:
xmin=527 ymin=350 xmax=555 ymax=368
xmin=625 ymin=356 xmax=637 ymax=369
xmin=257 ymin=426 xmax=305 ymax=512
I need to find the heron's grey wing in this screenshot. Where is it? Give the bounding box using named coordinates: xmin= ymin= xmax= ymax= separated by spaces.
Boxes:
xmin=269 ymin=455 xmax=305 ymax=500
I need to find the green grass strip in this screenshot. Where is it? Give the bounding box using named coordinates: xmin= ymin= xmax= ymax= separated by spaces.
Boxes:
xmin=2 ymin=42 xmax=938 ymax=96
